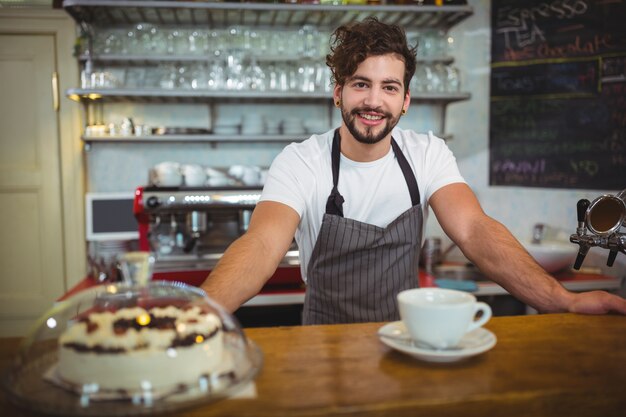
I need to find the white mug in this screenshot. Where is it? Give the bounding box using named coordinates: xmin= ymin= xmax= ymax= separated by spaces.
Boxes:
xmin=397 ymin=288 xmax=492 ymax=349
xmin=241 ymin=166 xmax=261 ymax=186
xmin=205 ymin=167 xmax=232 ymax=187
xmin=150 ymin=161 xmax=182 ymax=187
xmin=181 ymin=164 xmax=206 ymax=187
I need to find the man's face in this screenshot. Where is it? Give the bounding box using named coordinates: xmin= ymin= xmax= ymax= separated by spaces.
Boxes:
xmin=335 ymin=54 xmax=410 ymax=145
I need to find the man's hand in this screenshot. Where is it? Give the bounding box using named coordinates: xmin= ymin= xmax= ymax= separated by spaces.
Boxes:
xmin=568 ymin=290 xmax=626 ymax=315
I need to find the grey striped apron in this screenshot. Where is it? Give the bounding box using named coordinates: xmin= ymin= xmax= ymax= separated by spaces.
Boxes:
xmin=302 ymin=129 xmax=423 ymax=325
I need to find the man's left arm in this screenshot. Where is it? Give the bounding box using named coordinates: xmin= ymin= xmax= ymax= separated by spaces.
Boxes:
xmin=429 ymin=183 xmax=626 ymax=315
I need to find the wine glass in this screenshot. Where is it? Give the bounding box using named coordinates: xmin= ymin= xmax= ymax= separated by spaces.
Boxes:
xmin=244 ymin=58 xmax=267 ymax=92
xmin=208 ymin=61 xmax=225 ymax=91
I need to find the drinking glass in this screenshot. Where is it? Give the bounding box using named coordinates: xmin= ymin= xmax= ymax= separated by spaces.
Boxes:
xmin=227 ymin=26 xmax=244 ymax=51
xmin=298 ymin=63 xmax=316 ymax=93
xmin=208 ymin=29 xmax=226 ymax=57
xmin=96 ymin=29 xmax=121 ymax=55
xmin=247 ymin=29 xmax=267 ymax=57
xmin=244 ymin=58 xmax=267 ymax=91
xmin=189 ymin=63 xmax=208 ymax=90
xmin=176 ymin=64 xmax=192 ymax=89
xmin=187 ymin=29 xmax=208 ymax=55
xmin=287 ymin=63 xmax=299 ymax=92
xmin=121 ymin=27 xmax=138 ymax=55
xmin=119 ymin=251 xmax=155 ymax=286
xmin=166 ymin=29 xmax=187 ymax=55
xmin=267 ymin=64 xmax=279 ymax=91
xmin=298 ymin=25 xmax=318 ymax=58
xmin=143 ymin=66 xmax=162 ymax=88
xmin=413 ymin=64 xmax=434 ymax=92
xmin=158 ymin=63 xmax=177 ymax=89
xmin=431 ymin=63 xmax=446 ymax=92
xmin=269 ymin=31 xmax=288 ymax=56
xmin=224 ymin=50 xmax=244 ymax=91
xmin=444 ymin=65 xmax=461 ymax=92
xmin=418 ymin=30 xmax=447 ymax=58
xmin=136 ymin=23 xmax=163 ymax=55
xmin=208 ymin=62 xmax=225 ymax=91
xmin=124 ymin=67 xmax=146 ymax=88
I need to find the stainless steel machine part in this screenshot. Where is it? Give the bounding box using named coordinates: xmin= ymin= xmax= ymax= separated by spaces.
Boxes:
xmin=570 ymin=189 xmax=626 ymax=269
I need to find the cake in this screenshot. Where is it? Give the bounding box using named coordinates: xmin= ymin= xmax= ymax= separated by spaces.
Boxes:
xmin=57 ymin=305 xmax=224 ymax=392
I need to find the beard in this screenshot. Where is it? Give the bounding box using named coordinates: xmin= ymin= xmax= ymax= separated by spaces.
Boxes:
xmin=341 ymin=105 xmax=401 ymax=145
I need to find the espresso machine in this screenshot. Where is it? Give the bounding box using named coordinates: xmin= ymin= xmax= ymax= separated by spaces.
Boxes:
xmin=134 ymin=185 xmax=272 ymax=272
xmin=570 ymin=189 xmax=626 ymax=269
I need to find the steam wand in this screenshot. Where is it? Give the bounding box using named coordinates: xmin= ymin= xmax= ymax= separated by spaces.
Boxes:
xmin=570 ymin=199 xmax=590 ymax=270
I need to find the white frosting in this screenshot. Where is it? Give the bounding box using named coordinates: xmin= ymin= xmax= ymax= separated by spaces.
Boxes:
xmin=151 ymin=305 xmax=191 ymax=318
xmin=57 ymin=306 xmax=224 ymax=391
xmin=140 ymin=328 xmax=176 ymax=350
xmin=113 ymin=307 xmax=148 ymax=321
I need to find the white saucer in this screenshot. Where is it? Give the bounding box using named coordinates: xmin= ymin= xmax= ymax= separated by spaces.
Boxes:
xmin=378 ymin=321 xmax=497 ymax=363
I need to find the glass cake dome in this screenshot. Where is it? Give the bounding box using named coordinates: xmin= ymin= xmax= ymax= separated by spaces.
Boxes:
xmin=1 ymin=281 xmax=263 ymax=416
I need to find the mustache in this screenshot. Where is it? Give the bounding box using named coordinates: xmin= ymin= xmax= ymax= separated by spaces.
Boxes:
xmin=350 ymin=107 xmax=393 ymax=118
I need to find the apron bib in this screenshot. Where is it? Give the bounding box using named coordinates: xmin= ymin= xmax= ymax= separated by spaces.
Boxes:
xmin=302 ymin=130 xmax=424 ymax=325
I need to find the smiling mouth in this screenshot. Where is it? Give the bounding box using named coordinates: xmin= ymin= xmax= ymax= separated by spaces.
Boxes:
xmin=352 ymin=107 xmax=388 ymax=122
xmin=359 ymin=113 xmax=384 ymax=121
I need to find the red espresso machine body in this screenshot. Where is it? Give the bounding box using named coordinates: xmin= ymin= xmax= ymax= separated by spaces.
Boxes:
xmin=133 ymin=186 xmax=302 ymax=288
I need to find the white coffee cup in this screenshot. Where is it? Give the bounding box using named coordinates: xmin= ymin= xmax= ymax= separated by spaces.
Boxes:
xmin=150 ymin=161 xmax=182 ymax=187
xmin=205 ymin=167 xmax=232 ymax=187
xmin=181 ymin=164 xmax=206 ymax=187
xmin=397 ymin=288 xmax=492 ymax=349
xmin=241 ymin=166 xmax=261 ymax=186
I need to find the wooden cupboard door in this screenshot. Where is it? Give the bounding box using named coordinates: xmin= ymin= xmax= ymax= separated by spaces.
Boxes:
xmin=0 ymin=34 xmax=65 ymax=336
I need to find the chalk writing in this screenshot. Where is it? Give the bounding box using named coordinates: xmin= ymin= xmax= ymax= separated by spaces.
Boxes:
xmin=492 ymin=0 xmax=624 ymax=63
xmin=491 ymin=59 xmax=598 ymax=97
xmin=492 ymin=158 xmax=547 ymax=174
xmin=569 ymin=159 xmax=599 ymax=177
xmin=501 ymin=34 xmax=615 ymax=61
xmin=494 ymin=138 xmax=611 ymax=158
xmin=490 ymin=0 xmax=625 ymax=189
xmin=494 ymin=0 xmax=589 ymax=51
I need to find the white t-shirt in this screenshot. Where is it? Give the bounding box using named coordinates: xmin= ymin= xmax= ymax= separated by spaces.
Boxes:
xmin=260 ymin=127 xmax=466 ymax=282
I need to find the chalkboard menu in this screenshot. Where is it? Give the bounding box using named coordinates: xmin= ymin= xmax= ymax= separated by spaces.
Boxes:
xmin=490 ymin=0 xmax=626 ymax=189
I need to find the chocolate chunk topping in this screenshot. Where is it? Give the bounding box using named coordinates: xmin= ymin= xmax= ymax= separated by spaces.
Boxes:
xmin=112 ymin=315 xmax=176 ymax=332
xmin=114 ymin=327 xmax=127 ymax=335
xmin=170 ymin=327 xmax=220 ymax=348
xmin=86 ymin=321 xmax=98 ymax=334
xmin=63 ymin=343 xmax=124 ymax=354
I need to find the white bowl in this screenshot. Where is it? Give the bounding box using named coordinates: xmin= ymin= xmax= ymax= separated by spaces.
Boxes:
xmin=523 ymin=241 xmax=578 ymax=273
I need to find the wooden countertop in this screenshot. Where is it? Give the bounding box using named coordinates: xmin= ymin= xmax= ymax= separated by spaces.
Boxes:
xmin=1 ymin=314 xmax=625 ymax=417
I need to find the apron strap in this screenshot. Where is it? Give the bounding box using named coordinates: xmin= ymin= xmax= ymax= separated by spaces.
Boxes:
xmin=325 ymin=129 xmax=345 ymax=216
xmin=325 ymin=130 xmax=421 ymax=216
xmin=391 ymin=138 xmax=421 ymax=207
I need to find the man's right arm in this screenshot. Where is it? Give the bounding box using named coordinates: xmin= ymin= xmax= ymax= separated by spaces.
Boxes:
xmin=199 ymin=201 xmax=300 ymax=313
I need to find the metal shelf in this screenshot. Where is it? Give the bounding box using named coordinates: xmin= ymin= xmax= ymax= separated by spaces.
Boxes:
xmin=78 ymin=53 xmax=456 ymax=66
xmin=414 ymin=92 xmax=470 ymax=103
xmin=67 ymin=87 xmax=332 ymax=103
xmin=63 ymin=1 xmax=473 ymax=31
xmin=67 ymin=87 xmax=470 ymax=104
xmin=81 ymin=132 xmax=454 ymax=145
xmin=82 ymin=134 xmax=310 ymax=143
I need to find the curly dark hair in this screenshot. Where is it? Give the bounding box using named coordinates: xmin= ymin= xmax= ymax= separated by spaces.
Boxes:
xmin=326 ymin=17 xmax=417 ymax=93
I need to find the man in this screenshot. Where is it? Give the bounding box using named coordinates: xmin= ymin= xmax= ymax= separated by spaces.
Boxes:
xmin=201 ymin=17 xmax=626 ymax=324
